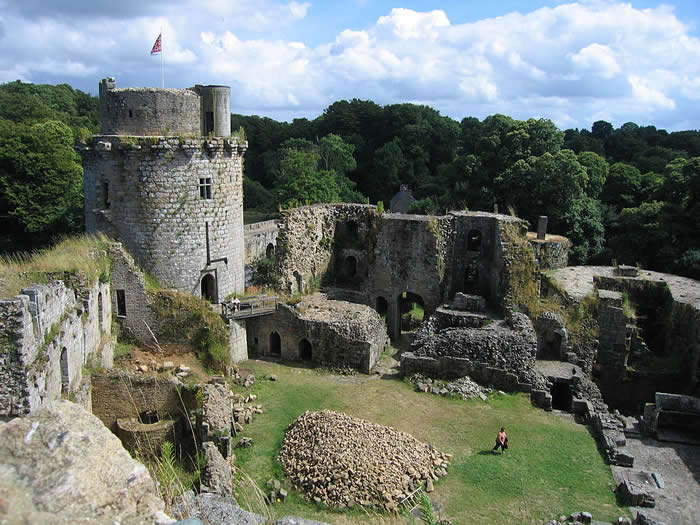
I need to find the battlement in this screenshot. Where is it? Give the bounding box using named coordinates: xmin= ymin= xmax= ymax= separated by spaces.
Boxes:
xmin=98 ymin=77 xmax=231 ymax=137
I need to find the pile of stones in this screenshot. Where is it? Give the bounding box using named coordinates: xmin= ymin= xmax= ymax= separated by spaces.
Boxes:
xmin=409 ymin=373 xmax=491 ymax=400
xmin=279 ymin=410 xmax=452 ymax=512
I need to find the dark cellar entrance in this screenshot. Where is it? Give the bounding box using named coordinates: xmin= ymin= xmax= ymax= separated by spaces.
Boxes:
xmin=270 ymin=331 xmax=281 ymax=356
xmin=299 ymin=338 xmax=312 ymax=361
xmin=551 ymin=380 xmax=573 ymax=411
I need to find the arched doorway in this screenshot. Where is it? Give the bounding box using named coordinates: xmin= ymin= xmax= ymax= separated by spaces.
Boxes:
xmin=266 ymin=243 xmax=275 ymax=258
xmin=376 ymin=296 xmax=388 ymax=319
xmin=299 ymin=338 xmax=312 ymax=361
xmin=270 ymin=331 xmax=281 ymax=356
xmin=201 ymin=274 xmax=217 ymax=303
xmin=399 ymin=292 xmax=425 ymax=332
xmin=60 ymin=347 xmax=69 ymax=394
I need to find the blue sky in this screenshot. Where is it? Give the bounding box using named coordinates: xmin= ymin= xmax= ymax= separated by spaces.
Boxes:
xmin=1 ymin=1 xmax=700 ymax=131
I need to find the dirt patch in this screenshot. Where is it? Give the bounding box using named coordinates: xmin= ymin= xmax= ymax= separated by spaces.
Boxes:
xmin=117 ymin=343 xmax=212 ymax=382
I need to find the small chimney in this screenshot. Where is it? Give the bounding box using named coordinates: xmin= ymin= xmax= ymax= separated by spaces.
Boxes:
xmin=537 ymin=216 xmax=548 ymax=240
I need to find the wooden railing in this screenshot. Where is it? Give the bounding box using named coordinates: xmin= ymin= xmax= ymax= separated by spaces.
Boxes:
xmin=221 ymin=295 xmax=279 ymax=320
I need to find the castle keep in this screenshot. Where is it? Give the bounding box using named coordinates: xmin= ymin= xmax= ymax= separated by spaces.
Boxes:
xmin=80 ymin=78 xmax=246 ymax=302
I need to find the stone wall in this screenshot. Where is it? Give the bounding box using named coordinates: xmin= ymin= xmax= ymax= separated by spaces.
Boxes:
xmin=91 ymin=371 xmax=196 ymax=433
xmin=110 ymin=243 xmax=249 ymax=364
xmin=82 ymin=135 xmax=246 ymax=302
xmin=244 ymin=220 xmax=280 ymax=287
xmin=98 ymin=78 xmax=231 ymax=137
xmin=274 ymin=204 xmax=529 ymax=340
xmin=527 ymin=233 xmax=571 ymax=270
xmin=245 ymin=293 xmax=388 ymax=373
xmin=244 ymin=220 xmax=280 ymax=264
xmin=0 ymin=278 xmax=112 ymax=417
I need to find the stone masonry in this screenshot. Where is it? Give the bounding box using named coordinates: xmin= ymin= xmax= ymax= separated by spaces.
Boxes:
xmin=82 ymin=78 xmax=246 ymax=303
xmin=0 ymin=277 xmax=112 ymax=417
xmin=246 ymin=292 xmax=388 ymax=373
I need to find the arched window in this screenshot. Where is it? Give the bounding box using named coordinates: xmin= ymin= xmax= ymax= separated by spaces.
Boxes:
xmin=97 ymin=292 xmax=103 ymax=331
xmin=266 ymin=243 xmax=275 ymax=258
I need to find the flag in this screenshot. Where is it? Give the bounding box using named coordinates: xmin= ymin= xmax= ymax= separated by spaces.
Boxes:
xmin=151 ymin=33 xmax=162 ymax=55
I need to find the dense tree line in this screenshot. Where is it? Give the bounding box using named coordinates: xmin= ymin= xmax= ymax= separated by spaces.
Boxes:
xmin=235 ymin=102 xmax=700 ymax=277
xmin=0 ymin=81 xmax=99 ymax=252
xmin=1 ymin=80 xmax=699 ymax=280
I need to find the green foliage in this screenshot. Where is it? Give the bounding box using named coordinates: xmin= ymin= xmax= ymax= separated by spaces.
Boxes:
xmin=150 ymin=290 xmax=230 ymax=370
xmin=251 ymin=256 xmax=280 ymax=289
xmin=114 ymin=342 xmax=135 ymax=360
xmin=275 ymin=149 xmax=341 ymax=207
xmin=376 ymin=201 xmax=384 ymax=214
xmin=0 ymin=120 xmax=84 ymax=248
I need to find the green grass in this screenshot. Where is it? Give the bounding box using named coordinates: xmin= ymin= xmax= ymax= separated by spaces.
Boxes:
xmin=0 ymin=234 xmax=111 ymax=298
xmin=232 ymin=361 xmax=627 ymax=525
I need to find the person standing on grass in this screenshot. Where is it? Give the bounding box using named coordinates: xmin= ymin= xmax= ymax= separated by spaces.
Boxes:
xmin=493 ymin=427 xmax=508 ymax=453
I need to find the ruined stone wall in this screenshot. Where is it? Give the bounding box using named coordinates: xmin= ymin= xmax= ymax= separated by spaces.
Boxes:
xmin=82 ymin=135 xmax=246 ymax=301
xmin=91 ymin=371 xmax=196 ymax=433
xmin=99 ymin=78 xmax=201 ymax=136
xmin=244 ymin=220 xmax=280 ymax=264
xmin=244 ymin=220 xmax=280 ymax=287
xmin=527 ymin=234 xmax=571 ymax=270
xmin=0 ymin=279 xmax=112 ymax=417
xmin=246 ymin=295 xmax=388 ymax=373
xmin=276 ymin=204 xmax=377 ymax=295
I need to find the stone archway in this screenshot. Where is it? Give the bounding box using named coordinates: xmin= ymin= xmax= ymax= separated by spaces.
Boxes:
xmin=266 ymin=243 xmax=275 ymax=258
xmin=201 ymin=274 xmax=217 ymax=303
xmin=270 ymin=331 xmax=281 ymax=356
xmin=399 ymin=291 xmax=425 ymax=333
xmin=299 ymin=338 xmax=312 ymax=361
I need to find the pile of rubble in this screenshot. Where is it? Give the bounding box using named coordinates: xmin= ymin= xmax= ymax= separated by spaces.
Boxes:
xmin=409 ymin=373 xmax=491 ymax=400
xmin=279 ymin=410 xmax=451 ymax=512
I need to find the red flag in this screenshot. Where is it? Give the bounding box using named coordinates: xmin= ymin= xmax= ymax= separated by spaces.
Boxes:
xmin=150 ymin=34 xmax=162 ymax=55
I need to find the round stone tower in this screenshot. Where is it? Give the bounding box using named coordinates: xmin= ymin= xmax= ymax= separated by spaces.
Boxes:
xmin=81 ymin=78 xmax=246 ymax=302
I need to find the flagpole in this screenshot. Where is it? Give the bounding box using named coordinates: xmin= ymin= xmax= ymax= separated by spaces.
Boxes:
xmin=161 ymin=27 xmax=164 ymax=88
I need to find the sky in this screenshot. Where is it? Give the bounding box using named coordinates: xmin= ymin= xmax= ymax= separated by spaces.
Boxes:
xmin=1 ymin=0 xmax=700 ymax=131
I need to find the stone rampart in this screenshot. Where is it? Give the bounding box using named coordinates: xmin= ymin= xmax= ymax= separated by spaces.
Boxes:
xmin=81 ymin=136 xmax=246 ymax=300
xmin=0 ymin=278 xmax=112 ymax=417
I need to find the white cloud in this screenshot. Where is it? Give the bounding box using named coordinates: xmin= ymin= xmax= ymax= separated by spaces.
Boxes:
xmin=2 ymin=2 xmax=700 ymax=130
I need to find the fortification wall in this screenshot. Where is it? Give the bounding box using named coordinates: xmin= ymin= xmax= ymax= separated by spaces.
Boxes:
xmin=0 ymin=279 xmax=112 ymax=416
xmin=81 ymin=136 xmax=246 ymax=301
xmin=244 ymin=220 xmax=280 ymax=264
xmin=528 ymin=234 xmax=571 ymax=270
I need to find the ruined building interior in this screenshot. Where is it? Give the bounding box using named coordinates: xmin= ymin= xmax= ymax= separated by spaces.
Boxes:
xmin=1 ymin=78 xmax=699 ymax=524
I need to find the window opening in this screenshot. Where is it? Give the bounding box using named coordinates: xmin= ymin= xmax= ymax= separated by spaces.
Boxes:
xmin=116 ymin=289 xmax=127 ymax=316
xmin=266 ymin=243 xmax=275 ymax=258
xmin=60 ymin=347 xmax=69 ymax=393
xmin=467 ymin=229 xmax=482 ymax=252
xmin=102 ymin=182 xmax=110 ymax=209
xmin=376 ymin=296 xmax=388 ymax=319
xmin=128 ymin=109 xmax=133 ymax=118
xmin=97 ymin=292 xmax=103 ymax=331
xmin=199 ymin=178 xmax=212 ymax=199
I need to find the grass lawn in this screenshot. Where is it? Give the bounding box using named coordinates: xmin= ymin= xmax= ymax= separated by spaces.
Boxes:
xmin=232 ymin=359 xmax=627 ymax=524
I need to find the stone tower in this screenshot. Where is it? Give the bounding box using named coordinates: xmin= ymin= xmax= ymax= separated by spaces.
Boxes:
xmin=81 ymin=77 xmax=246 ymax=302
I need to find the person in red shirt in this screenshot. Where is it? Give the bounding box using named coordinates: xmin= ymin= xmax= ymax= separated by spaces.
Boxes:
xmin=493 ymin=427 xmax=508 ymax=453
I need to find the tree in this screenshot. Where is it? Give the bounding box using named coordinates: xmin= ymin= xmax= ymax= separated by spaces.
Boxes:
xmin=0 ymin=120 xmax=83 ymax=248
xmin=577 ymin=151 xmax=609 ymax=199
xmin=275 ymin=149 xmax=340 ymax=207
